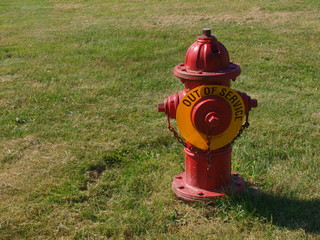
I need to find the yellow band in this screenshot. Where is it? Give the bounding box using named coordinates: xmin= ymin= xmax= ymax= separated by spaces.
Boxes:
xmin=176 ymin=85 xmax=245 ymax=150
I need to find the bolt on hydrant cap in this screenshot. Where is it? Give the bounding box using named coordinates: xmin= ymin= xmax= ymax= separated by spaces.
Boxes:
xmin=202 ymin=28 xmax=212 ymax=37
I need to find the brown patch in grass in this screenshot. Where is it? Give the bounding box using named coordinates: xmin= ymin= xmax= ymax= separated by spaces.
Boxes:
xmin=311 ymin=112 xmax=320 ymax=123
xmin=212 ymin=7 xmax=302 ymax=25
xmin=0 ymin=74 xmax=21 ymax=83
xmin=140 ymin=6 xmax=318 ymax=30
xmin=0 ymin=137 xmax=76 ymax=238
xmin=0 ymin=136 xmax=73 ymax=199
xmin=54 ymin=3 xmax=84 ymax=10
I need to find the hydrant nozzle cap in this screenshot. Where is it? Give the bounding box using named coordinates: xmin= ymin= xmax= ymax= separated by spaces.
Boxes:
xmin=158 ymin=103 xmax=165 ymax=113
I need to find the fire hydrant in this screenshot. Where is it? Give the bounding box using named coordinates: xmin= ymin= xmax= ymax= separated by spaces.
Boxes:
xmin=158 ymin=28 xmax=257 ymax=202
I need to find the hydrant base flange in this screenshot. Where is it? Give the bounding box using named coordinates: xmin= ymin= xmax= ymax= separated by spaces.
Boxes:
xmin=172 ymin=172 xmax=245 ymax=202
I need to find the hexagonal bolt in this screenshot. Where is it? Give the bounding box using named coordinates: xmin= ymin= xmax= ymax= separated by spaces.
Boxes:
xmin=205 ymin=112 xmax=219 ymax=128
xmin=202 ymin=28 xmax=211 ymax=37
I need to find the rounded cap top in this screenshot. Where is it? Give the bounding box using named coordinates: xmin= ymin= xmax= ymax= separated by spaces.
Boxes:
xmin=174 ymin=28 xmax=241 ymax=82
xmin=185 ymin=28 xmax=229 ymax=72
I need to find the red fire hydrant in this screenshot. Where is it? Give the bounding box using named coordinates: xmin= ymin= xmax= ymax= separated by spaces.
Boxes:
xmin=158 ymin=28 xmax=257 ymax=202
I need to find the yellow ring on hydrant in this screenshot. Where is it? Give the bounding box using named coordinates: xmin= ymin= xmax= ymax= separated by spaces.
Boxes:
xmin=176 ymin=85 xmax=246 ymax=150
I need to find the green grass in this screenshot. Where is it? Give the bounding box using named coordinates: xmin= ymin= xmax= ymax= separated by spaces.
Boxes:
xmin=1 ymin=0 xmax=319 ymax=239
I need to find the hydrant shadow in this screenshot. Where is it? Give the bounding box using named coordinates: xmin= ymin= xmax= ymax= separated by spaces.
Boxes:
xmin=233 ymin=187 xmax=320 ymax=234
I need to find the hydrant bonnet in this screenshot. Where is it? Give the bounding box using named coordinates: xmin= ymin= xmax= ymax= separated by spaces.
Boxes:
xmin=174 ymin=29 xmax=241 ymax=82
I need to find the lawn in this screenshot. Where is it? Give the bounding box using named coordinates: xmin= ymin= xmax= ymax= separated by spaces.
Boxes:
xmin=0 ymin=0 xmax=319 ymax=239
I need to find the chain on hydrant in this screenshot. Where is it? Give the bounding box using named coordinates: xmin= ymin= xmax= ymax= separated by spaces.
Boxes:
xmin=158 ymin=28 xmax=258 ymax=202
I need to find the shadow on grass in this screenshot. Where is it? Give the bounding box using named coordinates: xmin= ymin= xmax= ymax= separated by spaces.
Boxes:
xmin=236 ymin=187 xmax=320 ymax=234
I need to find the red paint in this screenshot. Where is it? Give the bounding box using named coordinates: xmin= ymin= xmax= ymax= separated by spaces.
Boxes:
xmin=172 ymin=146 xmax=245 ymax=202
xmin=191 ymin=96 xmax=232 ymax=135
xmin=185 ymin=146 xmax=232 ymax=191
xmin=158 ymin=28 xmax=257 ymax=202
xmin=185 ymin=35 xmax=229 ymax=72
xmin=158 ymin=91 xmax=185 ymax=119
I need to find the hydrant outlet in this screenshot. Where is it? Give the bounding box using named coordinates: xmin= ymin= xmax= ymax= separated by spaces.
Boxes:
xmin=158 ymin=103 xmax=165 ymax=113
xmin=251 ymin=99 xmax=258 ymax=108
xmin=191 ymin=96 xmax=232 ymax=136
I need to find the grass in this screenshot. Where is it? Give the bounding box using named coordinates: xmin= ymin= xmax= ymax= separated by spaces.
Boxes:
xmin=0 ymin=0 xmax=319 ymax=239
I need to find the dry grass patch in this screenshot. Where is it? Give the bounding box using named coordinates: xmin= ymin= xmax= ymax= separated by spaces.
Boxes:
xmin=154 ymin=7 xmax=302 ymax=26
xmin=116 ymin=4 xmax=319 ymax=31
xmin=0 ymin=74 xmax=21 ymax=83
xmin=0 ymin=136 xmax=73 ymax=197
xmin=54 ymin=3 xmax=84 ymax=10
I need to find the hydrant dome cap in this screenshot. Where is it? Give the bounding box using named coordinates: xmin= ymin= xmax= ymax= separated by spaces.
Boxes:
xmin=173 ymin=29 xmax=241 ymax=82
